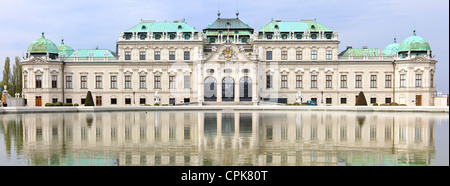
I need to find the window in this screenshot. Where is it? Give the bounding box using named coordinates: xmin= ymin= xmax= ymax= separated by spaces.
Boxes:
xmin=370 ymin=75 xmax=377 ymax=88
xmin=66 ymin=76 xmax=72 ymax=89
xmin=140 ymin=98 xmax=146 ymax=105
xmin=66 ymin=98 xmax=72 ymax=104
xmin=326 ymin=34 xmax=332 ymax=39
xmin=154 ymin=51 xmax=160 ymax=60
xmin=281 ymin=75 xmax=287 ymax=88
xmin=296 ymin=51 xmax=303 ymax=60
xmin=52 ymin=98 xmax=58 ymax=103
xmin=311 ymin=75 xmax=317 ymax=88
xmin=311 ymin=34 xmax=317 ymax=39
xmin=154 ymin=76 xmax=161 ymax=89
xmin=110 ymin=76 xmax=117 ymax=89
xmin=139 ymin=51 xmax=146 ymax=60
xmin=169 ymin=76 xmax=176 ymax=89
xmin=385 ymin=75 xmax=392 ymax=88
xmin=125 ymin=76 xmax=131 ymax=89
xmin=140 ymin=76 xmax=146 ymax=89
xmin=326 ymin=98 xmax=332 ymax=104
xmin=296 ymin=75 xmax=302 ymax=88
xmin=340 ymin=75 xmax=347 ymax=88
xmin=385 ymin=97 xmax=392 ymax=104
xmin=96 ymin=96 xmax=102 ymax=106
xmin=296 ymin=34 xmax=302 ymax=39
xmin=400 ymin=74 xmax=406 ymax=87
xmin=81 ymin=98 xmax=86 ymax=105
xmin=52 ymin=75 xmax=57 ymax=88
xmin=355 ymin=75 xmax=362 ymax=88
xmin=24 ymin=75 xmax=27 ymax=88
xmin=340 ymin=98 xmax=347 ymax=104
xmin=370 ymin=98 xmax=377 ymax=104
xmin=125 ymin=51 xmax=131 ymax=60
xmin=140 ymin=34 xmax=146 ymax=40
xmin=415 ymin=74 xmax=422 ymax=87
xmin=266 ymin=75 xmax=272 ymax=88
xmin=111 ymin=98 xmax=117 ymax=105
xmin=281 ymin=51 xmax=287 ymax=60
xmin=96 ymin=76 xmax=102 ymax=89
xmin=326 ymin=50 xmax=332 ymax=60
xmin=430 ymin=73 xmax=434 ymax=87
xmin=184 ymin=51 xmax=190 ymax=60
xmin=282 ymin=34 xmax=287 ymax=39
xmin=169 ymin=51 xmax=175 ymax=60
xmin=266 ymin=51 xmax=273 ymax=60
xmin=326 ymin=75 xmax=332 ymax=88
xmin=155 ymin=34 xmax=161 ymax=40
xmin=184 ymin=75 xmax=190 ymax=89
xmin=169 ymin=34 xmax=175 ymax=40
xmin=311 ymin=50 xmax=317 ymax=60
xmin=241 ymin=37 xmax=248 ymax=43
xmin=125 ymin=98 xmax=131 ymax=105
xmin=184 ymin=34 xmax=190 ymax=40
xmin=209 ymin=37 xmax=216 ymax=43
xmin=267 ymin=34 xmax=273 ymax=39
xmin=81 ymin=76 xmax=87 ymax=89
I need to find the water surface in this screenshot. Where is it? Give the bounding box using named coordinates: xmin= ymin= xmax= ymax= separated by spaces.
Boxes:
xmin=0 ymin=111 xmax=448 ymax=166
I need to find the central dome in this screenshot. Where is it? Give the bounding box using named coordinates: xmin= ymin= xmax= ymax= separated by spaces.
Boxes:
xmin=27 ymin=32 xmax=59 ymax=54
xmin=57 ymin=39 xmax=74 ymax=57
xmin=383 ymin=37 xmax=400 ymax=56
xmin=398 ymin=30 xmax=431 ymax=52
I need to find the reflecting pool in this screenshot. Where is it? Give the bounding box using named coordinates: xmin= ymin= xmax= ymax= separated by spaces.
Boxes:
xmin=0 ymin=111 xmax=448 ymax=166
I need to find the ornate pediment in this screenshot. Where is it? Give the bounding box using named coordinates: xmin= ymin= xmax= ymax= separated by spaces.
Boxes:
xmin=204 ymin=43 xmax=253 ymax=62
xmin=411 ymin=56 xmax=430 ymax=62
xmin=29 ymin=57 xmax=47 ymax=63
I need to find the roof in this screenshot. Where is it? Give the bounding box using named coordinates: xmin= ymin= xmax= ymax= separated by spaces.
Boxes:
xmin=204 ymin=18 xmax=253 ymax=30
xmin=398 ymin=30 xmax=431 ymax=52
xmin=125 ymin=20 xmax=197 ymax=33
xmin=259 ymin=20 xmax=332 ymax=32
xmin=383 ymin=38 xmax=400 ymax=56
xmin=69 ymin=49 xmax=115 ymax=58
xmin=57 ymin=39 xmax=74 ymax=57
xmin=27 ymin=32 xmax=59 ymax=54
xmin=340 ymin=48 xmax=384 ymax=57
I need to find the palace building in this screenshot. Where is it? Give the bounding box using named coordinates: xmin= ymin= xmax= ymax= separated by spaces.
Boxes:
xmin=21 ymin=13 xmax=438 ymax=106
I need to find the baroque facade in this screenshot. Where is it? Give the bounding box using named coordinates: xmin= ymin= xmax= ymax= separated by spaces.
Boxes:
xmin=21 ymin=14 xmax=438 ymax=106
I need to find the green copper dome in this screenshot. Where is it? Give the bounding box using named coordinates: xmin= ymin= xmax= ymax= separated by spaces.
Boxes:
xmin=27 ymin=32 xmax=59 ymax=54
xmin=383 ymin=37 xmax=400 ymax=56
xmin=398 ymin=30 xmax=431 ymax=52
xmin=57 ymin=39 xmax=74 ymax=57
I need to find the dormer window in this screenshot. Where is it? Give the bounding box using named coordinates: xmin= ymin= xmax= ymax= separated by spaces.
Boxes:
xmin=142 ymin=25 xmax=147 ymax=30
xmin=311 ymin=25 xmax=316 ymax=29
xmin=155 ymin=34 xmax=161 ymax=40
xmin=125 ymin=34 xmax=131 ymax=40
xmin=184 ymin=34 xmax=190 ymax=40
xmin=267 ymin=34 xmax=273 ymax=39
xmin=170 ymin=34 xmax=175 ymax=40
xmin=210 ymin=37 xmax=216 ymax=43
xmin=296 ymin=34 xmax=302 ymax=39
xmin=274 ymin=25 xmax=279 ymax=29
xmin=140 ymin=34 xmax=146 ymax=40
xmin=282 ymin=34 xmax=287 ymax=39
xmin=234 ymin=30 xmax=239 ymax=34
xmin=326 ymin=34 xmax=331 ymax=39
xmin=178 ymin=25 xmax=182 ymax=29
xmin=311 ymin=34 xmax=317 ymax=39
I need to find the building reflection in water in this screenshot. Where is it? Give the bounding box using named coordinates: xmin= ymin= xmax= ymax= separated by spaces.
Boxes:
xmin=0 ymin=111 xmax=445 ymax=166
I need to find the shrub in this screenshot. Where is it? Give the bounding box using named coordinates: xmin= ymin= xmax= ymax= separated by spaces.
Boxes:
xmin=85 ymin=91 xmax=95 ymax=106
xmin=380 ymin=103 xmax=389 ymax=106
xmin=355 ymin=91 xmax=368 ymax=106
xmin=144 ymin=104 xmax=151 ymax=106
xmin=45 ymin=103 xmax=54 ymax=107
xmin=154 ymin=103 xmax=160 ymax=106
xmin=372 ymin=103 xmax=378 ymax=106
xmin=63 ymin=103 xmax=73 ymax=106
xmin=74 ymin=103 xmax=79 ymax=106
xmin=54 ymin=102 xmax=63 ymax=106
xmin=293 ymin=102 xmax=300 ymax=106
xmin=389 ymin=102 xmax=398 ymax=106
xmin=399 ymin=104 xmax=407 ymax=106
xmin=162 ymin=104 xmax=168 ymax=106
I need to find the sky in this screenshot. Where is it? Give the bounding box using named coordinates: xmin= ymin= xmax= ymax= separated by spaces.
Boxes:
xmin=0 ymin=0 xmax=448 ymax=93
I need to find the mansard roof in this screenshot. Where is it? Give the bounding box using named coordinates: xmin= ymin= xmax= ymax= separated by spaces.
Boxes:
xmin=259 ymin=19 xmax=332 ymax=32
xmin=69 ymin=49 xmax=116 ymax=58
xmin=204 ymin=18 xmax=253 ymax=30
xmin=125 ymin=20 xmax=197 ymax=33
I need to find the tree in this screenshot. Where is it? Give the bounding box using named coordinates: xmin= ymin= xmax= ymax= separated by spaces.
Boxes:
xmin=355 ymin=91 xmax=368 ymax=106
xmin=0 ymin=57 xmax=13 ymax=95
xmin=11 ymin=57 xmax=22 ymax=94
xmin=85 ymin=91 xmax=95 ymax=106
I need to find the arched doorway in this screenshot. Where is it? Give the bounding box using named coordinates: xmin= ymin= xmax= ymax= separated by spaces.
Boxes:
xmin=222 ymin=77 xmax=235 ymax=102
xmin=204 ymin=76 xmax=217 ymax=101
xmin=239 ymin=77 xmax=252 ymax=101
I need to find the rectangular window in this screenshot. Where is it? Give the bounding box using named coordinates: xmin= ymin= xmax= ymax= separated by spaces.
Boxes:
xmin=154 ymin=76 xmax=161 ymax=89
xmin=66 ymin=98 xmax=72 ymax=104
xmin=266 ymin=75 xmax=272 ymax=88
xmin=370 ymin=98 xmax=377 ymax=104
xmin=52 ymin=75 xmax=57 ymax=88
xmin=326 ymin=50 xmax=332 ymax=60
xmin=296 ymin=51 xmax=303 ymax=60
xmin=110 ymin=76 xmax=117 ymax=89
xmin=140 ymin=98 xmax=146 ymax=105
xmin=355 ymin=75 xmax=362 ymax=88
xmin=169 ymin=76 xmax=176 ymax=89
xmin=81 ymin=98 xmax=86 ymax=105
xmin=296 ymin=75 xmax=302 ymax=88
xmin=266 ymin=51 xmax=272 ymax=60
xmin=184 ymin=75 xmax=190 ymax=89
xmin=125 ymin=98 xmax=131 ymax=105
xmin=281 ymin=75 xmax=287 ymax=88
xmin=326 ymin=75 xmax=332 ymax=88
xmin=311 ymin=75 xmax=317 ymax=88
xmin=326 ymin=98 xmax=332 ymax=104
xmin=81 ymin=76 xmax=87 ymax=89
xmin=415 ymin=74 xmax=422 ymax=87
xmin=400 ymin=74 xmax=406 ymax=87
xmin=340 ymin=98 xmax=347 ymax=104
xmin=24 ymin=75 xmax=27 ymax=88
xmin=95 ymin=76 xmax=102 ymax=89
xmin=111 ymin=98 xmax=117 ymax=105
xmin=340 ymin=75 xmax=347 ymax=88
xmin=154 ymin=51 xmax=160 ymax=60
xmin=184 ymin=51 xmax=190 ymax=60
xmin=169 ymin=51 xmax=175 ymax=60
xmin=139 ymin=51 xmax=146 ymax=60
xmin=311 ymin=50 xmax=317 ymax=60
xmin=66 ymin=76 xmax=72 ymax=89
xmin=52 ymin=98 xmax=58 ymax=103
xmin=125 ymin=51 xmax=131 ymax=60
xmin=125 ymin=76 xmax=131 ymax=89
xmin=385 ymin=75 xmax=392 ymax=88
xmin=430 ymin=73 xmax=434 ymax=87
xmin=281 ymin=51 xmax=287 ymax=60
xmin=140 ymin=76 xmax=146 ymax=89
xmin=370 ymin=75 xmax=377 ymax=88
xmin=385 ymin=97 xmax=392 ymax=104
